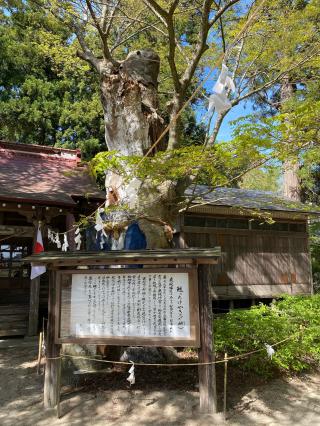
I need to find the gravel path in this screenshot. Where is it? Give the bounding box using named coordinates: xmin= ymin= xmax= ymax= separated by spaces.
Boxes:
xmin=0 ymin=340 xmax=319 ymax=425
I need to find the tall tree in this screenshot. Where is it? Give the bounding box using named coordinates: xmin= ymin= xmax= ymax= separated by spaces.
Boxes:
xmin=0 ymin=2 xmax=107 ymax=157
xmin=215 ymin=0 xmax=320 ymax=199
xmin=1 ymin=0 xmax=319 ymax=244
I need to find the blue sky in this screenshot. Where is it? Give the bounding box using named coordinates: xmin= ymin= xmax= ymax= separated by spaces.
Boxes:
xmin=216 ymin=102 xmax=253 ymax=141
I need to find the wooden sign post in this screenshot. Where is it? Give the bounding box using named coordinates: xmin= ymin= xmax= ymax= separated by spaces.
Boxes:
xmin=25 ymin=248 xmax=220 ymax=414
xmin=198 ymin=264 xmax=217 ymax=413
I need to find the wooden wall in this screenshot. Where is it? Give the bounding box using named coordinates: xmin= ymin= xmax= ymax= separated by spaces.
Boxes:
xmin=0 ymin=278 xmax=30 ymax=336
xmin=183 ymin=221 xmax=312 ymax=299
xmin=0 ymin=275 xmax=49 ymax=337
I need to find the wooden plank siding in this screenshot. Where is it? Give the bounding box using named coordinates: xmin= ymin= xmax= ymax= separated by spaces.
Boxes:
xmin=0 ymin=274 xmax=49 ymax=337
xmin=183 ymin=223 xmax=312 ymax=300
xmin=0 ymin=277 xmax=29 ymax=336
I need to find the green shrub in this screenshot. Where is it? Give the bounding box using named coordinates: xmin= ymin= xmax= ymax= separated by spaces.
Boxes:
xmin=213 ymin=295 xmax=320 ymax=376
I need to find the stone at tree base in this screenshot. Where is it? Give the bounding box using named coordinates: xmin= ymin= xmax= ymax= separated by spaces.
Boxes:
xmin=61 ymin=344 xmax=107 ymax=385
xmin=120 ymin=346 xmax=180 ymax=364
xmin=120 ymin=347 xmax=165 ymax=364
xmin=160 ymin=347 xmax=180 ymax=363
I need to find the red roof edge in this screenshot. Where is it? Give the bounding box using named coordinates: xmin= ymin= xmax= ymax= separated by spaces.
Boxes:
xmin=0 ymin=140 xmax=82 ymax=160
xmin=0 ymin=195 xmax=76 ymax=207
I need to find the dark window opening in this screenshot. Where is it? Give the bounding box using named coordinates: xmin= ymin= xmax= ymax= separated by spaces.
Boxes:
xmin=0 ymin=241 xmax=31 ymax=278
xmin=184 ymin=215 xmax=307 ymax=233
xmin=184 ymin=215 xmax=249 ymax=229
xmin=251 ymin=221 xmax=306 ymax=232
xmin=3 ymin=212 xmax=30 ymax=226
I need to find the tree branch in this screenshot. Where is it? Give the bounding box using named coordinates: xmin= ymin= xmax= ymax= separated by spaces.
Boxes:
xmin=102 ymin=0 xmax=120 ymax=38
xmin=143 ymin=0 xmax=181 ymax=91
xmin=74 ymin=24 xmax=101 ymax=71
xmin=235 ymin=48 xmax=319 ymax=106
xmin=180 ymin=0 xmax=239 ymax=93
xmin=206 ymin=46 xmax=319 ymax=146
xmin=209 ymin=0 xmax=240 ymax=27
xmin=179 ymin=0 xmax=213 ymax=92
xmin=111 ymin=21 xmax=162 ymax=51
xmin=85 ymin=0 xmax=116 ymax=64
xmin=143 ymin=0 xmax=168 ymax=20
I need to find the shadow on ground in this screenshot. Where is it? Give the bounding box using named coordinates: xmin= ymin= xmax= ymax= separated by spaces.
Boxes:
xmin=0 ymin=341 xmax=320 ymax=425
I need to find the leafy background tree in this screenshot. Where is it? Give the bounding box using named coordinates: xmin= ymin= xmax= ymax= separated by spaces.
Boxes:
xmin=0 ymin=0 xmax=319 ymax=245
xmin=0 ymin=2 xmax=106 ymax=158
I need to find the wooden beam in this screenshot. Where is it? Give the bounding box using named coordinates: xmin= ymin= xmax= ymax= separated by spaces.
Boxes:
xmin=28 ymin=222 xmax=42 ymax=336
xmin=187 ymin=205 xmax=312 ymax=220
xmin=66 ymin=212 xmax=76 ymax=251
xmin=198 ymin=264 xmax=217 ymax=414
xmin=0 ymin=224 xmax=33 ymax=237
xmin=211 ymin=283 xmax=311 ymax=299
xmin=44 ymin=270 xmax=61 ymax=408
xmin=28 ymin=276 xmax=40 ymax=336
xmin=24 ymin=248 xmax=221 ymax=266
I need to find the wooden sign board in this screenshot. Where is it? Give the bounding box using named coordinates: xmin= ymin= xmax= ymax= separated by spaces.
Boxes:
xmin=56 ymin=268 xmax=200 ymax=347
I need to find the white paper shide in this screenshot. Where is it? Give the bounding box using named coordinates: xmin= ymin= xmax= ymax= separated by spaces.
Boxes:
xmin=70 ymin=272 xmax=191 ymax=339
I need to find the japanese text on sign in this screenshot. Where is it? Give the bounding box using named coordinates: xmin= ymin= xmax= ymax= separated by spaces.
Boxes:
xmin=70 ymin=272 xmax=191 ymax=339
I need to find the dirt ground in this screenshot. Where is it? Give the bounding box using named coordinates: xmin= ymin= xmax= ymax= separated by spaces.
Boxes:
xmin=1 ymin=340 xmax=320 ymax=426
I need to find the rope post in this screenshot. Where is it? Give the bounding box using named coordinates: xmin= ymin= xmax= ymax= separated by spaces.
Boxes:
xmin=28 ymin=221 xmax=41 ymax=336
xmin=198 ymin=264 xmax=217 ymax=414
xmin=56 ymin=357 xmax=62 ymax=419
xmin=223 ymin=352 xmax=228 ymax=421
xmin=37 ymin=332 xmax=43 ymax=375
xmin=44 ymin=271 xmax=61 ymax=408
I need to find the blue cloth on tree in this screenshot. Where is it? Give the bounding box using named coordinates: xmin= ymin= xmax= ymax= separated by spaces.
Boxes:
xmin=85 ymin=225 xmax=112 ymax=251
xmin=85 ymin=225 xmax=101 ymax=251
xmin=124 ymin=222 xmax=146 ymax=268
xmin=124 ymin=222 xmax=147 ymax=250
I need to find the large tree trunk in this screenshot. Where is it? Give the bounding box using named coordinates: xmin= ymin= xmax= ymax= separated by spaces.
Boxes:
xmin=280 ymin=76 xmax=301 ymax=201
xmin=96 ymin=50 xmax=184 ymax=363
xmin=100 ymin=49 xmax=162 ymax=157
xmin=283 ymin=160 xmax=300 ymax=201
xmin=100 ymin=49 xmax=186 ymax=248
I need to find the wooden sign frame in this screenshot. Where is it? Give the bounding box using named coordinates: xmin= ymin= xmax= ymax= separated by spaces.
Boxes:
xmin=55 ymin=268 xmax=200 ymax=347
xmin=25 ymin=249 xmax=221 ymax=414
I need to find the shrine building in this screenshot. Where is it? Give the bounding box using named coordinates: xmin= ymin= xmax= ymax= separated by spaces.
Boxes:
xmin=0 ymin=141 xmax=105 ymax=337
xmin=180 ymin=186 xmax=316 ymax=311
xmin=0 ymin=140 xmax=317 ymax=337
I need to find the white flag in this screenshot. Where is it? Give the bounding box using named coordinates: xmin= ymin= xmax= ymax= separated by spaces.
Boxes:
xmin=207 ymin=64 xmax=235 ymax=114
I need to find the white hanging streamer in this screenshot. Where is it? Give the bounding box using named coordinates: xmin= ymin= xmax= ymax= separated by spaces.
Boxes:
xmin=207 ymin=63 xmax=236 ymax=115
xmin=265 ymin=343 xmax=275 ymax=359
xmin=127 ymin=361 xmax=135 ymax=386
xmin=48 ymin=229 xmax=53 ymax=242
xmin=111 ymin=231 xmax=125 ymax=250
xmin=62 ymin=233 xmax=69 ymax=252
xmin=48 ymin=228 xmax=62 ymax=249
xmin=49 ymin=226 xmax=83 ymax=251
xmin=95 ymin=209 xmax=104 ymax=233
xmin=55 ymin=234 xmax=61 ymax=249
xmin=74 ymin=227 xmax=81 ymax=250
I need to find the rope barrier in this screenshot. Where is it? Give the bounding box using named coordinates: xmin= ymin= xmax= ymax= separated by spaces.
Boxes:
xmin=45 ymin=331 xmax=300 ymax=367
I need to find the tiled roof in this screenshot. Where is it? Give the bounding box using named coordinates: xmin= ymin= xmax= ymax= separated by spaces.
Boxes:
xmin=0 ymin=141 xmax=105 ymax=206
xmin=185 ymin=186 xmax=320 ymax=214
